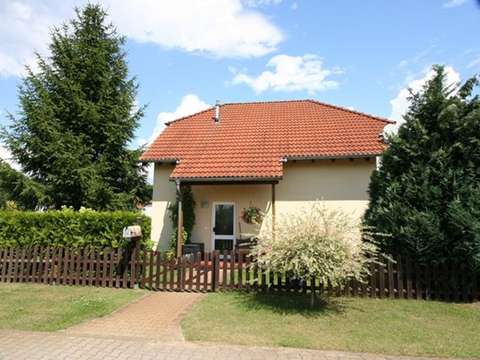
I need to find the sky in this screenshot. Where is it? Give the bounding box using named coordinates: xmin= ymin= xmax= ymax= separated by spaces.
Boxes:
xmin=0 ymin=0 xmax=479 ymax=169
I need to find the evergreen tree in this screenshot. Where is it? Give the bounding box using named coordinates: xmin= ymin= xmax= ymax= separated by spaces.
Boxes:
xmin=0 ymin=160 xmax=47 ymax=210
xmin=365 ymin=65 xmax=480 ymax=270
xmin=2 ymin=4 xmax=150 ymax=210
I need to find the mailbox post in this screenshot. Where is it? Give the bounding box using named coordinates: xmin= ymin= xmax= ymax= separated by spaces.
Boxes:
xmin=123 ymin=225 xmax=142 ymax=246
xmin=119 ymin=225 xmax=143 ymax=280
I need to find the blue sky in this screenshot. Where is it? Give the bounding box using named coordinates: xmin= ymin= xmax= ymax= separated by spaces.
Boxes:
xmin=0 ymin=0 xmax=479 ymax=161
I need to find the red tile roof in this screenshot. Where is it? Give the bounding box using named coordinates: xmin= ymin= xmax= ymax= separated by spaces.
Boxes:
xmin=140 ymin=99 xmax=393 ymax=180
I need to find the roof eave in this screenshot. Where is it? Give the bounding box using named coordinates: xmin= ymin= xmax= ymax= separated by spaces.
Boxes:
xmin=138 ymin=158 xmax=178 ymax=163
xmin=170 ymin=176 xmax=282 ymax=184
xmin=282 ymin=153 xmax=382 ymax=161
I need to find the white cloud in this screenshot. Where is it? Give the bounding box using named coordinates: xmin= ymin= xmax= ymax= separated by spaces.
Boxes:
xmin=0 ymin=1 xmax=67 ymax=77
xmin=291 ymin=2 xmax=298 ymax=10
xmin=0 ymin=146 xmax=10 ymax=162
xmin=0 ymin=144 xmax=20 ymax=171
xmin=150 ymin=94 xmax=210 ymax=144
xmin=386 ymin=66 xmax=460 ymax=133
xmin=243 ymin=0 xmax=282 ymax=7
xmin=232 ymin=54 xmax=342 ymax=94
xmin=0 ymin=0 xmax=283 ymax=77
xmin=443 ymin=0 xmax=467 ymax=7
xmin=107 ymin=0 xmax=283 ymax=58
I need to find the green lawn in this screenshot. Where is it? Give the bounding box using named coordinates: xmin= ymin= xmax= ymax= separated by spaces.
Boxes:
xmin=0 ymin=283 xmax=145 ymax=331
xmin=182 ymin=292 xmax=480 ymax=359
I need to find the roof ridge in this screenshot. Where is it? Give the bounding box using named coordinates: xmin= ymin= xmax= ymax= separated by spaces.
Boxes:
xmin=222 ymin=99 xmax=308 ymax=105
xmin=165 ymin=106 xmax=214 ymax=126
xmin=163 ymin=98 xmax=395 ymax=127
xmin=306 ymin=99 xmax=395 ymax=124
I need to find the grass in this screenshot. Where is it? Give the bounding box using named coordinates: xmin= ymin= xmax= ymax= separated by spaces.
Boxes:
xmin=182 ymin=292 xmax=480 ymax=359
xmin=0 ymin=283 xmax=145 ymax=331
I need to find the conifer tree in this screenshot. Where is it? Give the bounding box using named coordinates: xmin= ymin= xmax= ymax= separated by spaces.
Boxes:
xmin=365 ymin=65 xmax=480 ymax=270
xmin=2 ymin=4 xmax=150 ymax=210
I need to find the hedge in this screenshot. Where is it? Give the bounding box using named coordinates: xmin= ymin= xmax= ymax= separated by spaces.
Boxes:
xmin=0 ymin=209 xmax=151 ymax=249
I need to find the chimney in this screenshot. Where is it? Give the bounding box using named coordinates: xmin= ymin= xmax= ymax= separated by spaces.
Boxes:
xmin=214 ymin=100 xmax=220 ymax=123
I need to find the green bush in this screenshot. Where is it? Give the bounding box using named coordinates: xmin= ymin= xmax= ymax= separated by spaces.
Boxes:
xmin=0 ymin=208 xmax=151 ymax=249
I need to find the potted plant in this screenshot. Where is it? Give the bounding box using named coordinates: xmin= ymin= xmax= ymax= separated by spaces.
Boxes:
xmin=241 ymin=205 xmax=264 ymax=225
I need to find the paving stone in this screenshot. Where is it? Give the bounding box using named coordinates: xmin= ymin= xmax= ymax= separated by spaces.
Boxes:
xmin=64 ymin=291 xmax=203 ymax=341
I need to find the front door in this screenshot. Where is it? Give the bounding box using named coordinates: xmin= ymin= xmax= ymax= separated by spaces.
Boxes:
xmin=213 ymin=202 xmax=235 ymax=251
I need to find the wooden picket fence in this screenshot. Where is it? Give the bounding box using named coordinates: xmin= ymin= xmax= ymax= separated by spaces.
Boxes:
xmin=210 ymin=251 xmax=479 ymax=302
xmin=0 ymin=246 xmax=214 ymax=291
xmin=0 ymin=246 xmax=479 ymax=302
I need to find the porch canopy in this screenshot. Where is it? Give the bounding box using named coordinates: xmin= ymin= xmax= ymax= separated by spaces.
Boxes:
xmin=173 ymin=177 xmax=278 ymax=257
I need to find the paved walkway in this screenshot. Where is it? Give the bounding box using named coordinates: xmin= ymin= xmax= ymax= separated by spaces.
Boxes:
xmin=65 ymin=291 xmax=203 ymax=341
xmin=0 ymin=330 xmax=453 ymax=360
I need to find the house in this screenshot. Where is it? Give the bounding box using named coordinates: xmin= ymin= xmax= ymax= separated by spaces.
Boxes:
xmin=140 ymin=99 xmax=393 ymax=252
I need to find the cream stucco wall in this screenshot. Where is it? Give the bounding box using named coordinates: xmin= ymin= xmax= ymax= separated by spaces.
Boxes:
xmin=275 ymin=159 xmax=374 ymax=219
xmin=150 ymin=158 xmax=376 ymax=250
xmin=151 ymin=163 xmax=177 ymax=250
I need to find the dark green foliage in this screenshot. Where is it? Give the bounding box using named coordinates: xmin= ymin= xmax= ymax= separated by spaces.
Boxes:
xmin=365 ymin=65 xmax=480 ymax=270
xmin=0 ymin=209 xmax=151 ymax=249
xmin=1 ymin=4 xmax=150 ymax=210
xmin=168 ymin=185 xmax=196 ymax=249
xmin=0 ymin=160 xmax=47 ymax=210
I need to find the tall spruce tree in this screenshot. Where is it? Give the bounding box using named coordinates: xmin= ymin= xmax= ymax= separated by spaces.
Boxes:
xmin=365 ymin=65 xmax=480 ymax=270
xmin=2 ymin=4 xmax=149 ymax=210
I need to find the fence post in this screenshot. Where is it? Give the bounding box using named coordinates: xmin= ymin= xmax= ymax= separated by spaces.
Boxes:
xmin=388 ymin=259 xmax=394 ymax=299
xmin=130 ymin=248 xmax=137 ymax=289
xmin=406 ymin=258 xmax=412 ymax=299
xmin=474 ymin=272 xmax=479 ymax=301
xmin=396 ymin=255 xmax=404 ymax=299
xmin=212 ymin=251 xmax=219 ymax=292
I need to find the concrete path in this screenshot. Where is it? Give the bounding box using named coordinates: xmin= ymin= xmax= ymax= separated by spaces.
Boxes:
xmin=0 ymin=330 xmax=454 ymax=360
xmin=65 ymin=291 xmax=203 ymax=341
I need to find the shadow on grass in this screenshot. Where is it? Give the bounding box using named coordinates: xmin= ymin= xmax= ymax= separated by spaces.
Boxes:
xmin=229 ymin=292 xmax=347 ymax=317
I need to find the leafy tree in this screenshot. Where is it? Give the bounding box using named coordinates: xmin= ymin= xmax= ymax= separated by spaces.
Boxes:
xmin=0 ymin=159 xmax=47 ymax=210
xmin=365 ymin=65 xmax=480 ymax=270
xmin=253 ymin=202 xmax=380 ymax=306
xmin=2 ymin=4 xmax=150 ymax=210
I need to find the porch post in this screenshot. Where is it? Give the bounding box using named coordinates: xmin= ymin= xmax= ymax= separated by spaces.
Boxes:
xmin=271 ymin=183 xmax=276 ymax=238
xmin=176 ymin=180 xmax=183 ymax=258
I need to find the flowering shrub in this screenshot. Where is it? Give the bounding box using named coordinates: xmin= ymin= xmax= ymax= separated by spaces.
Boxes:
xmin=251 ymin=202 xmax=382 ymax=293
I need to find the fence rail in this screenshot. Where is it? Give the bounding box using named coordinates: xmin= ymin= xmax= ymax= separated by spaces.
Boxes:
xmin=0 ymin=246 xmax=478 ymax=302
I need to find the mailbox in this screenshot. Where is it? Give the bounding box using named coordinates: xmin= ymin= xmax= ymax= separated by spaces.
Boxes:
xmin=123 ymin=225 xmax=142 ymax=240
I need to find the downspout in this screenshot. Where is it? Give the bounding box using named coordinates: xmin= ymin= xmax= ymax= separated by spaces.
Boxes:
xmin=176 ymin=179 xmax=183 ymax=258
xmin=271 ymin=183 xmax=276 ymax=240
